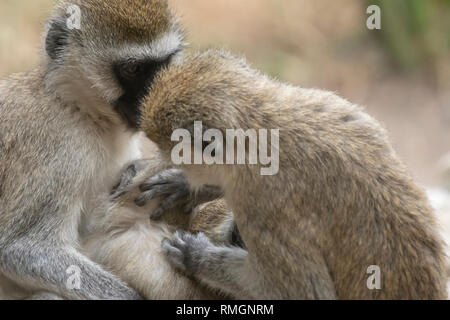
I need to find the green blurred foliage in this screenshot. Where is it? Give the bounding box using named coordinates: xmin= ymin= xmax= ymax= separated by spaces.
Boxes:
xmin=368 ymin=0 xmax=450 ymax=71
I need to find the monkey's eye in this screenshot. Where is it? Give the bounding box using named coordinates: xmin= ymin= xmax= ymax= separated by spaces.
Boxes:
xmin=119 ymin=62 xmax=143 ymax=79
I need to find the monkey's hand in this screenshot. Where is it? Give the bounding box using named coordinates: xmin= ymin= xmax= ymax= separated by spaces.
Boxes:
xmin=112 ymin=162 xmax=223 ymax=219
xmin=135 ymin=169 xmax=192 ymax=219
xmin=110 ymin=159 xmax=152 ymax=200
xmin=162 ymin=231 xmax=215 ymax=275
xmin=135 ymin=169 xmax=223 ymax=220
xmin=110 ymin=162 xmax=196 ymax=219
xmin=162 ymin=231 xmax=249 ymax=298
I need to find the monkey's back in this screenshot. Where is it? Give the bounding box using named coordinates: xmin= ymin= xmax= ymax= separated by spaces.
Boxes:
xmin=140 ymin=50 xmax=448 ymax=299
xmin=270 ymin=85 xmax=448 ymax=299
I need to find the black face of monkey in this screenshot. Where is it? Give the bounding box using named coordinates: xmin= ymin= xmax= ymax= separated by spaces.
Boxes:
xmin=113 ymin=56 xmax=174 ymax=129
xmin=45 ymin=16 xmax=182 ymax=130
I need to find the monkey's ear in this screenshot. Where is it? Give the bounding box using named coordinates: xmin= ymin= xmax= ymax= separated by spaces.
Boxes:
xmin=45 ymin=18 xmax=70 ymax=60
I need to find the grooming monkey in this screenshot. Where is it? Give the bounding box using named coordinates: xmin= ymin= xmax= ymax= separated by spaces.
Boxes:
xmin=135 ymin=50 xmax=448 ymax=299
xmin=0 ymin=0 xmax=185 ymax=299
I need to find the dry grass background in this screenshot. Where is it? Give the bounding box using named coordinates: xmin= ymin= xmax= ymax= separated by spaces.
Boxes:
xmin=1 ymin=0 xmax=448 ymax=186
xmin=1 ymin=0 xmax=449 ymax=284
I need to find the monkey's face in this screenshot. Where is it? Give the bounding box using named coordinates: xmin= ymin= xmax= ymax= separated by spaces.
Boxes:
xmin=140 ymin=50 xmax=258 ymax=185
xmin=110 ymin=51 xmax=180 ymax=129
xmin=140 ymin=52 xmax=231 ymax=151
xmin=140 ymin=50 xmax=262 ymax=145
xmin=45 ymin=0 xmax=184 ymax=129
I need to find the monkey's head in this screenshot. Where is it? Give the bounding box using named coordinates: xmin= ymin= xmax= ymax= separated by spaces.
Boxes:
xmin=140 ymin=50 xmax=268 ymax=185
xmin=44 ymin=0 xmax=184 ymax=129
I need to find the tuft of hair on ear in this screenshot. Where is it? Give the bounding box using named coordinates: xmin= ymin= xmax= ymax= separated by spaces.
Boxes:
xmin=45 ymin=18 xmax=70 ymax=61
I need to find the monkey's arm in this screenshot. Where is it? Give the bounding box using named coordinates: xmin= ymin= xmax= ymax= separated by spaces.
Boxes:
xmin=0 ymin=236 xmax=141 ymax=300
xmin=162 ymin=230 xmax=338 ymax=300
xmin=161 ymin=231 xmax=254 ymax=299
xmin=0 ymin=155 xmax=142 ymax=300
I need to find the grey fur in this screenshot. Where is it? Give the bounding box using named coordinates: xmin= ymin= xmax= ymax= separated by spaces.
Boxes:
xmin=162 ymin=231 xmax=252 ymax=297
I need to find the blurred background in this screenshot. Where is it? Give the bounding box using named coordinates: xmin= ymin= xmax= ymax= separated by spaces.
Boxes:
xmin=0 ymin=0 xmax=449 ymax=234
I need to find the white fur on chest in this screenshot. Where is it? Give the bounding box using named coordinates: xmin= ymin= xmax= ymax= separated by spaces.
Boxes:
xmin=83 ymin=129 xmax=143 ymax=217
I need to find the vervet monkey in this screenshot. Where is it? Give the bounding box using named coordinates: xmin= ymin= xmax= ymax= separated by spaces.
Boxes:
xmin=136 ymin=50 xmax=448 ymax=299
xmin=0 ymin=0 xmax=184 ymax=299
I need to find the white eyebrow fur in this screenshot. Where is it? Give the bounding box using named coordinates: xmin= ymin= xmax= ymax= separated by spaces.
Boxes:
xmin=112 ymin=31 xmax=183 ymax=61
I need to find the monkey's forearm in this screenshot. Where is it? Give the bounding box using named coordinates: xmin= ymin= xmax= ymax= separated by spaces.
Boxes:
xmin=162 ymin=230 xmax=339 ymax=299
xmin=193 ymin=246 xmax=251 ymax=298
xmin=0 ymin=240 xmax=141 ymax=300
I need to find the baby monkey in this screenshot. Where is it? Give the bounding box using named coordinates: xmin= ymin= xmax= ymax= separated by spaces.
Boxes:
xmin=135 ymin=50 xmax=447 ymax=299
xmin=84 ymin=154 xmax=241 ymax=299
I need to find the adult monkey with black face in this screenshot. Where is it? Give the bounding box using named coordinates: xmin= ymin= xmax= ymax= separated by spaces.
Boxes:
xmin=0 ymin=0 xmax=184 ymax=299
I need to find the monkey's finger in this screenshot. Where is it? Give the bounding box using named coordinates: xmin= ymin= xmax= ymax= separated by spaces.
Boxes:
xmin=145 ymin=182 xmax=187 ymax=197
xmin=162 ymin=238 xmax=183 ymax=253
xmin=172 ymin=231 xmax=188 ymax=248
xmin=150 ymin=192 xmax=183 ymax=220
xmin=135 ymin=190 xmax=158 ymax=207
xmin=111 ymin=164 xmax=137 ymax=197
xmin=161 ymin=238 xmax=186 ymax=270
xmin=135 ymin=184 xmax=177 ymax=207
xmin=121 ymin=163 xmax=138 ymax=184
xmin=139 ymin=173 xmax=169 ymax=191
xmin=194 ymin=232 xmax=210 ymax=243
xmin=135 ymin=182 xmax=188 ymax=207
xmin=140 ymin=180 xmax=169 ymax=192
xmin=140 ymin=169 xmax=187 ymax=191
xmin=111 ymin=160 xmax=152 ymax=199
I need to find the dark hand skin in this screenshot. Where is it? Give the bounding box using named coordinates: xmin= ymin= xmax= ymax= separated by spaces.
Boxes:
xmin=136 ymin=169 xmax=193 ymax=219
xmin=112 ymin=160 xmax=223 ymax=220
xmin=138 ymin=169 xmax=223 ymax=220
xmin=111 ymin=161 xmax=247 ymax=297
